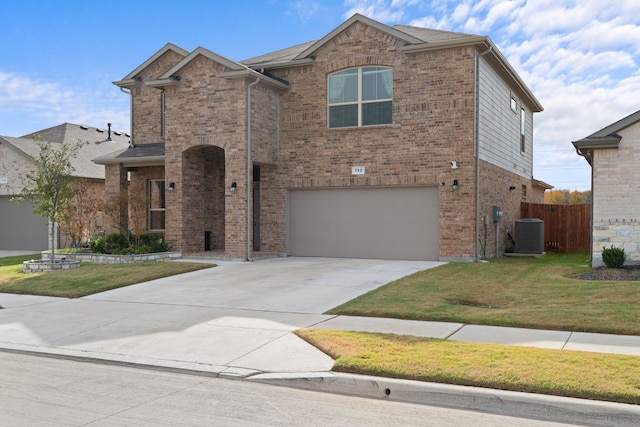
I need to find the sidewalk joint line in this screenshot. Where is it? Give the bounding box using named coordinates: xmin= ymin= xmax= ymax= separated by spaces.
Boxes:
xmin=444 ymin=324 xmax=466 ymax=340
xmin=562 ymin=331 xmax=573 ymax=350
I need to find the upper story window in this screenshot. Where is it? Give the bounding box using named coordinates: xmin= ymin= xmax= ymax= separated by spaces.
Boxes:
xmin=520 ymin=108 xmax=526 ymax=153
xmin=328 ymin=67 xmax=392 ymax=128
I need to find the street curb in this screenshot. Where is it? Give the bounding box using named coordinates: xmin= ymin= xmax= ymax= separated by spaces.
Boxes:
xmin=5 ymin=345 xmax=640 ymax=426
xmin=248 ymin=372 xmax=640 ymax=427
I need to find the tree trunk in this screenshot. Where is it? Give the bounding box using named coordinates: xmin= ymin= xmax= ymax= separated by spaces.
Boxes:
xmin=50 ymin=220 xmax=55 ymax=263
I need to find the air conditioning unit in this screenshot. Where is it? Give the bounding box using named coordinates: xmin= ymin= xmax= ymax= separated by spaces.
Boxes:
xmin=515 ymin=218 xmax=544 ymax=254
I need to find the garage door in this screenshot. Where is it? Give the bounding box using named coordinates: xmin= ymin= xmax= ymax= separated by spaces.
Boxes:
xmin=0 ymin=196 xmax=48 ymax=250
xmin=288 ymin=187 xmax=439 ymax=260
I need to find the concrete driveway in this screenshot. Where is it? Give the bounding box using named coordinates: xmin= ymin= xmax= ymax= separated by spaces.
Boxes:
xmin=0 ymin=257 xmax=442 ymax=374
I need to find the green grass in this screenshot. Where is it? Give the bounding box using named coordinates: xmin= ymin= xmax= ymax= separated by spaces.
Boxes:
xmin=0 ymin=254 xmax=213 ymax=298
xmin=297 ymin=329 xmax=640 ymax=404
xmin=328 ymin=252 xmax=640 ymax=335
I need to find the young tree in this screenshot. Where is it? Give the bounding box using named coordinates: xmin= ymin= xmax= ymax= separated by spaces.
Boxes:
xmin=16 ymin=138 xmax=87 ymax=262
xmin=59 ymin=179 xmax=102 ymax=247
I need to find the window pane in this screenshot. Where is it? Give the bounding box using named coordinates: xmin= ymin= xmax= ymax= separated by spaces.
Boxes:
xmin=149 ymin=211 xmax=165 ymax=230
xmin=362 ymin=67 xmax=392 ymax=101
xmin=329 ymin=69 xmax=358 ymax=104
xmin=330 ymin=104 xmax=358 ymax=128
xmin=150 ymin=180 xmax=165 ymax=209
xmin=362 ymin=101 xmax=392 ymax=125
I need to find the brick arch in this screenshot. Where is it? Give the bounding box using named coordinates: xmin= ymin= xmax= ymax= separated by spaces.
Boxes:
xmin=180 ymin=145 xmax=226 ymax=252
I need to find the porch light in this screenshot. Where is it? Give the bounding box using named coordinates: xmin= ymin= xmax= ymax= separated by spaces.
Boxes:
xmin=168 ymin=182 xmax=175 ymax=192
xmin=230 ymin=182 xmax=237 ymax=192
xmin=452 ymin=179 xmax=459 ymax=190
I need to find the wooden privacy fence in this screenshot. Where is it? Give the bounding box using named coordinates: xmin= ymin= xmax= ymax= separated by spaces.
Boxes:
xmin=520 ymin=202 xmax=591 ymax=253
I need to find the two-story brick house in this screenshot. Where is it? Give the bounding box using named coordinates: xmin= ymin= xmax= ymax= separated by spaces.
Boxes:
xmin=98 ymin=14 xmax=544 ymax=261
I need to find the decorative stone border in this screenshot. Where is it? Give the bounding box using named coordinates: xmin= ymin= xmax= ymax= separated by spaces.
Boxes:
xmin=23 ymin=259 xmax=81 ymax=273
xmin=40 ymin=251 xmax=183 ymax=264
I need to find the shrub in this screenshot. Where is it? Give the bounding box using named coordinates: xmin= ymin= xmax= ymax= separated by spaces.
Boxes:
xmin=105 ymin=233 xmax=130 ymax=254
xmin=602 ymin=245 xmax=626 ymax=268
xmin=89 ymin=237 xmax=106 ymax=253
xmin=138 ymin=233 xmax=170 ymax=253
xmin=88 ymin=233 xmax=169 ymax=254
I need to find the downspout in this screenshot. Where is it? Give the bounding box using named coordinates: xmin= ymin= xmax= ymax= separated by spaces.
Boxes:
xmin=475 ymin=44 xmax=493 ymax=260
xmin=247 ymin=75 xmax=260 ymax=261
xmin=120 ymin=87 xmax=133 ymax=145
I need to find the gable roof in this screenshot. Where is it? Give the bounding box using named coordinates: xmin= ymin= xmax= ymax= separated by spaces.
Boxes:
xmin=572 ymin=109 xmax=640 ymax=165
xmin=113 ymin=43 xmax=189 ymax=87
xmin=241 ymin=14 xmax=542 ymax=112
xmin=0 ymin=123 xmax=130 ymax=179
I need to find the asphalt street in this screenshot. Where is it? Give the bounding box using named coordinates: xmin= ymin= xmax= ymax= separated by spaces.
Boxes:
xmin=1 ymin=352 xmax=576 ymax=427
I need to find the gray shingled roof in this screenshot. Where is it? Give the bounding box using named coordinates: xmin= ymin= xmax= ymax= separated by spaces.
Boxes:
xmin=571 ymin=109 xmax=640 ymax=166
xmin=241 ymin=41 xmax=317 ymax=66
xmin=92 ymin=142 xmax=165 ymax=166
xmin=392 ymin=24 xmax=479 ymax=43
xmin=1 ymin=123 xmax=130 ymax=179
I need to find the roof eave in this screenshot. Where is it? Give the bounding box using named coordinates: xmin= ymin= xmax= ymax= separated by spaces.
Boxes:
xmin=221 ymin=69 xmax=290 ymax=90
xmin=146 ymin=78 xmax=181 ymax=88
xmin=399 ymin=35 xmax=489 ymax=53
xmin=572 ymin=137 xmax=621 ymax=167
xmin=113 ymin=78 xmax=139 ymax=88
xmin=245 ymin=58 xmax=315 ymax=71
xmin=93 ymin=156 xmax=165 ymax=167
xmin=572 ymin=137 xmax=621 ymax=150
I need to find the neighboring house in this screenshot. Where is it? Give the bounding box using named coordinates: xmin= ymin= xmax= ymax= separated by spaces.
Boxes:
xmin=98 ymin=13 xmax=545 ymax=261
xmin=572 ymin=109 xmax=640 ymax=267
xmin=0 ymin=123 xmax=130 ymax=250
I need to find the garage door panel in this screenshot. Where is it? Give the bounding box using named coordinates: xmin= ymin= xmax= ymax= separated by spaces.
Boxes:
xmin=0 ymin=197 xmax=48 ymax=250
xmin=288 ymin=187 xmax=439 ymax=261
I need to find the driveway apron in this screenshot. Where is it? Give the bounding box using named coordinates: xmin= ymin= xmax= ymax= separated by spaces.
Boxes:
xmin=0 ymin=257 xmax=442 ymax=373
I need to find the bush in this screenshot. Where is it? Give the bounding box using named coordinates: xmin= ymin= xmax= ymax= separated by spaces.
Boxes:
xmin=105 ymin=233 xmax=129 ymax=254
xmin=602 ymin=245 xmax=626 ymax=268
xmin=88 ymin=233 xmax=169 ymax=254
xmin=89 ymin=237 xmax=106 ymax=253
xmin=137 ymin=233 xmax=170 ymax=253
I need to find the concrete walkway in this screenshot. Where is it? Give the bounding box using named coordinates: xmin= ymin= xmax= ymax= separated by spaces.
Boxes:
xmin=1 ymin=255 xmax=639 ymax=426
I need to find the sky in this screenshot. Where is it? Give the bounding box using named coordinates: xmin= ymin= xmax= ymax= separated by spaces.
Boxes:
xmin=1 ymin=0 xmax=639 ymax=191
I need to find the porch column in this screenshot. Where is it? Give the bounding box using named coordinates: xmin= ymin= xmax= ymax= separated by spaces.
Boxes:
xmin=104 ymin=163 xmax=128 ymax=234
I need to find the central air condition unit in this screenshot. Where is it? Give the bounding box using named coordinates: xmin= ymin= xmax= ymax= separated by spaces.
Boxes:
xmin=515 ymin=218 xmax=544 ymax=254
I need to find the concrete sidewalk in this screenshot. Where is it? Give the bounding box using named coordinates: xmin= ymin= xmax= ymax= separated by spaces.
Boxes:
xmin=1 ymin=255 xmax=640 ymax=426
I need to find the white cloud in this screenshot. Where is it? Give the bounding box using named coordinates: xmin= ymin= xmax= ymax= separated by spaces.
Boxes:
xmin=0 ymin=70 xmax=129 ymax=136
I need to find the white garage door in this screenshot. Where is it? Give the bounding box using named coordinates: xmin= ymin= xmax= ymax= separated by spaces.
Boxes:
xmin=288 ymin=187 xmax=439 ymax=260
xmin=0 ymin=196 xmax=48 ymax=250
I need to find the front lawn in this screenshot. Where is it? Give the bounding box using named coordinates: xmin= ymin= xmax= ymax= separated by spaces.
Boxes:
xmin=328 ymin=252 xmax=640 ymax=335
xmin=0 ymin=254 xmax=213 ymax=298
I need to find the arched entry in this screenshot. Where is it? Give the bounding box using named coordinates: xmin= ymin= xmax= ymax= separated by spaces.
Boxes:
xmin=182 ymin=145 xmax=225 ymax=252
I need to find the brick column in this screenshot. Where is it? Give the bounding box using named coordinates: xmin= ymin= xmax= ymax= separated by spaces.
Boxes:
xmin=104 ymin=163 xmax=128 ymax=234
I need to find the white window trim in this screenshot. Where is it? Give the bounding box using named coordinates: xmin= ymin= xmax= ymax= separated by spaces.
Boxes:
xmin=148 ymin=179 xmax=166 ymax=232
xmin=328 ymin=67 xmax=392 ymax=128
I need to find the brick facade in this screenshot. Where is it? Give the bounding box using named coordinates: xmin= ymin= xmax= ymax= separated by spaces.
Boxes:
xmin=588 ymin=117 xmax=640 ymax=266
xmin=109 ymin=15 xmax=543 ymax=261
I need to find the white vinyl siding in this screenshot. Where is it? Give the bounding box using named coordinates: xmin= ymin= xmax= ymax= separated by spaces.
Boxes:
xmin=477 ymin=56 xmax=533 ymax=178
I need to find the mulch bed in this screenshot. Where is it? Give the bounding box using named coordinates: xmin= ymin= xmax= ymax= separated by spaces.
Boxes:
xmin=572 ymin=266 xmax=640 ymax=281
